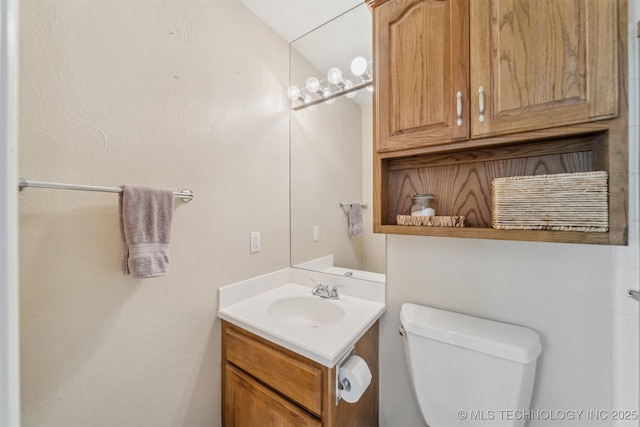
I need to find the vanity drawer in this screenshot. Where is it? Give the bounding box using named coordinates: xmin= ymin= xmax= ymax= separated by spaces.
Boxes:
xmin=224 ymin=364 xmax=322 ymax=427
xmin=224 ymin=325 xmax=323 ymax=416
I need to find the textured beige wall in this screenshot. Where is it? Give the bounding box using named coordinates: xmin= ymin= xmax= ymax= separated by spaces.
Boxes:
xmin=380 ymin=236 xmax=614 ymax=427
xmin=18 ymin=1 xmax=289 ymax=425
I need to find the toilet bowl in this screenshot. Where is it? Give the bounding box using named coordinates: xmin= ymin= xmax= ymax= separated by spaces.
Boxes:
xmin=400 ymin=303 xmax=542 ymax=427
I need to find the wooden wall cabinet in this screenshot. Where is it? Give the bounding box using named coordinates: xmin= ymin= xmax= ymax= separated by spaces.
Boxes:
xmin=374 ymin=0 xmax=619 ymax=152
xmin=222 ymin=321 xmax=379 ymax=427
xmin=369 ymin=0 xmax=628 ymax=245
xmin=470 ymin=0 xmax=618 ymax=138
xmin=375 ymin=0 xmax=469 ymax=152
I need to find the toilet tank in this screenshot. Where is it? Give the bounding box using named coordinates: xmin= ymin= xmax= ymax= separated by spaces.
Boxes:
xmin=400 ymin=303 xmax=542 ymax=427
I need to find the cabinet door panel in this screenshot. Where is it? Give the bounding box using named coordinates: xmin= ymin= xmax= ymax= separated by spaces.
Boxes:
xmin=225 ymin=326 xmax=323 ymax=416
xmin=375 ymin=0 xmax=468 ymax=152
xmin=224 ymin=365 xmax=321 ymax=427
xmin=470 ymin=0 xmax=618 ymax=138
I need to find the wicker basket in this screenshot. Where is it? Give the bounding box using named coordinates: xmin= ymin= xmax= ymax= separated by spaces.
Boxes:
xmin=396 ymin=215 xmax=466 ymax=227
xmin=491 ymin=171 xmax=608 ymax=232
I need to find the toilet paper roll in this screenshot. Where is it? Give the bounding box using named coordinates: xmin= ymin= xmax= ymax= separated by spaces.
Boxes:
xmin=338 ymin=355 xmax=372 ymax=403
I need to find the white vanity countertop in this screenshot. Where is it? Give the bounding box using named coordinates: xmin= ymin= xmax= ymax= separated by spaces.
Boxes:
xmin=218 ymin=282 xmax=385 ymax=367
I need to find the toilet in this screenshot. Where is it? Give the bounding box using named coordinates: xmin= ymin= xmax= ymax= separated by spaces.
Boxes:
xmin=400 ymin=303 xmax=542 ymax=427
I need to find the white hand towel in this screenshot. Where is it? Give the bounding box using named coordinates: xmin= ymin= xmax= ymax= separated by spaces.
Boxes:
xmin=119 ymin=185 xmax=174 ymax=278
xmin=348 ymin=203 xmax=364 ymax=236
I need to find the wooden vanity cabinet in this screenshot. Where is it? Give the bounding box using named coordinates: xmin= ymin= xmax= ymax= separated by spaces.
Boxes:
xmin=221 ymin=320 xmax=379 ymax=427
xmin=368 ymin=0 xmax=628 ymax=245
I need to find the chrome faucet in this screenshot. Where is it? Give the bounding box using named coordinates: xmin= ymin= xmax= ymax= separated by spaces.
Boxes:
xmin=311 ymin=279 xmax=340 ymax=300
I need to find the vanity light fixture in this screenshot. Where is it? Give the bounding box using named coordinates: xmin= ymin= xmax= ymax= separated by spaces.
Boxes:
xmin=351 ymin=57 xmax=372 ymax=81
xmin=351 ymin=56 xmax=374 ymax=92
xmin=328 ymin=68 xmax=357 ymax=99
xmin=306 ymin=77 xmax=335 ymax=104
xmin=327 ymin=67 xmax=350 ymax=90
xmin=287 ymin=85 xmax=311 ymax=104
xmin=288 ymin=59 xmax=373 ymax=110
xmin=306 ymin=77 xmax=328 ymax=96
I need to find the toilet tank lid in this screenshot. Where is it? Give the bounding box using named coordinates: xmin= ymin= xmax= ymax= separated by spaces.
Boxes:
xmin=400 ymin=303 xmax=542 ymax=364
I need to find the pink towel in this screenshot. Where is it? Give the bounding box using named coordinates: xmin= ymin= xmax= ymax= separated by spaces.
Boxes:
xmin=119 ymin=185 xmax=174 ymax=278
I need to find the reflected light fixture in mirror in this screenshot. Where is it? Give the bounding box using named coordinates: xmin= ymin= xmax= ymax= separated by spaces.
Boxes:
xmin=350 ymin=57 xmax=371 ymax=80
xmin=351 ymin=56 xmax=374 ymax=91
xmin=327 ymin=67 xmax=349 ymax=89
xmin=288 ymin=55 xmax=373 ymax=109
xmin=306 ymin=77 xmax=335 ymax=104
xmin=327 ymin=67 xmax=356 ymax=98
xmin=287 ymin=85 xmax=311 ymax=104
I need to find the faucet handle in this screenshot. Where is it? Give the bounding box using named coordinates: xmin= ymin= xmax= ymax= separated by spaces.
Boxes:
xmin=329 ymin=285 xmax=342 ymax=298
xmin=311 ymin=279 xmax=325 ymax=288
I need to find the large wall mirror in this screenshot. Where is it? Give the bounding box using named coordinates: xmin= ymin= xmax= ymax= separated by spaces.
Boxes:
xmin=289 ymin=3 xmax=385 ymax=283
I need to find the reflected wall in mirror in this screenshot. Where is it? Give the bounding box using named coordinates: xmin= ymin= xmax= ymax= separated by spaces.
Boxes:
xmin=290 ymin=3 xmax=385 ymax=283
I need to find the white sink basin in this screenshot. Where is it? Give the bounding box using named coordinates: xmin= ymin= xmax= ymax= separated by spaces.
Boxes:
xmin=267 ymin=296 xmax=346 ymax=327
xmin=218 ymin=283 xmax=386 ymax=366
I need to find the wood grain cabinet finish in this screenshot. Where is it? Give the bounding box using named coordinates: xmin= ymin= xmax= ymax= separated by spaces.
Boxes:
xmin=221 ymin=321 xmax=380 ymax=427
xmin=369 ymin=0 xmax=628 ymax=245
xmin=373 ymin=0 xmax=618 ymax=152
xmin=224 ymin=365 xmax=322 ymax=427
xmin=374 ymin=0 xmax=469 ymax=152
xmin=470 ymin=0 xmax=618 ymax=138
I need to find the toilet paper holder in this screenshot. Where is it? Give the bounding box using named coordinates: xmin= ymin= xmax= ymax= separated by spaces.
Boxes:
xmin=335 ymin=347 xmax=355 ymax=405
xmin=338 ymin=377 xmax=352 ymax=392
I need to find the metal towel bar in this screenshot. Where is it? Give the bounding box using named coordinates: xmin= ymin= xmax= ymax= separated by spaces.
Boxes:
xmin=18 ymin=178 xmax=194 ymax=202
xmin=339 ymin=201 xmax=368 ymax=209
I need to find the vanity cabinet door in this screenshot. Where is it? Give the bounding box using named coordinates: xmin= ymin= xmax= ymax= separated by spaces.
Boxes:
xmin=224 ymin=364 xmax=322 ymax=427
xmin=374 ymin=0 xmax=469 ymax=152
xmin=221 ymin=320 xmax=381 ymax=427
xmin=469 ymin=0 xmax=618 ymax=138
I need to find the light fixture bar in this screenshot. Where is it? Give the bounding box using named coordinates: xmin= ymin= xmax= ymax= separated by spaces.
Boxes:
xmin=292 ymin=80 xmax=372 ymax=111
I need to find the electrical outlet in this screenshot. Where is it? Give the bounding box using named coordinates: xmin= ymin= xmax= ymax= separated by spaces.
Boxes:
xmin=250 ymin=231 xmax=261 ymax=253
xmin=313 ymin=226 xmax=320 ymax=242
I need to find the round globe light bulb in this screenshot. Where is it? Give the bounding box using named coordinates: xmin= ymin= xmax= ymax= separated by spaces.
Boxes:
xmin=327 ymin=67 xmax=343 ymax=85
xmin=287 ymin=86 xmax=301 ymax=100
xmin=351 ymin=57 xmax=368 ymax=77
xmin=306 ymin=77 xmax=320 ymax=92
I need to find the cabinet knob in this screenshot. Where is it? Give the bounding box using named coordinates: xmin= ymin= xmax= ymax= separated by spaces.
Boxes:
xmin=478 ymin=86 xmax=485 ymax=123
xmin=456 ymin=91 xmax=463 ymax=126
